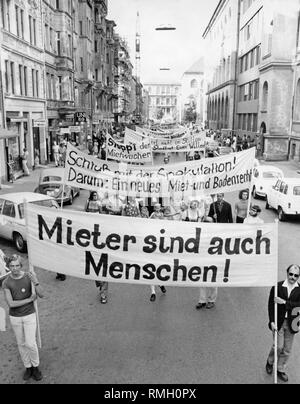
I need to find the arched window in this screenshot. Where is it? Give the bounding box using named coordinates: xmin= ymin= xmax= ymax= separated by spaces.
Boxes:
xmin=295 ymin=79 xmax=300 ymax=121
xmin=262 ymin=81 xmax=268 ymax=111
xmin=191 ymin=79 xmax=198 ymax=89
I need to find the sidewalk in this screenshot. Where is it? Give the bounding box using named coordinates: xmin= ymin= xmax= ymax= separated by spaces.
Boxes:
xmin=0 ymin=164 xmax=55 ymax=194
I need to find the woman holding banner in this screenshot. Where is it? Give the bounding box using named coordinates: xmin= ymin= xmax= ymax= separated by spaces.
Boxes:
xmin=234 ymin=189 xmax=249 ymax=223
xmin=2 ymin=255 xmax=44 ymax=381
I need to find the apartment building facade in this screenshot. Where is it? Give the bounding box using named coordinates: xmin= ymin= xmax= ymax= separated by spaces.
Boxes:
xmin=180 ymin=58 xmax=205 ymax=125
xmin=204 ymin=0 xmax=300 ymax=160
xmin=114 ymin=34 xmax=133 ymax=124
xmin=0 ymin=0 xmax=47 ymax=181
xmin=145 ymin=82 xmax=181 ymax=123
xmin=237 ymin=0 xmax=300 ymax=160
xmin=0 ymin=0 xmax=141 ymax=181
xmin=290 ymin=16 xmax=300 ymax=162
xmin=203 ymin=0 xmax=240 ymax=132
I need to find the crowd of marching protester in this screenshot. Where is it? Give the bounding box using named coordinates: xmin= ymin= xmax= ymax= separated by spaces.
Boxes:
xmin=0 ymin=123 xmax=298 ymax=384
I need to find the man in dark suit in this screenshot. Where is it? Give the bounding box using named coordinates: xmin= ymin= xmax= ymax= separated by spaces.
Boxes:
xmin=266 ymin=264 xmax=300 ymax=382
xmin=195 ymin=193 xmax=233 ymax=311
xmin=208 ymin=193 xmax=233 ymax=223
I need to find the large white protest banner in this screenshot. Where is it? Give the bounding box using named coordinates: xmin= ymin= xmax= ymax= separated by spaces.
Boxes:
xmin=26 ymin=205 xmax=277 ymax=287
xmin=106 ymin=133 xmax=152 ymax=164
xmin=64 ymin=143 xmax=255 ymax=198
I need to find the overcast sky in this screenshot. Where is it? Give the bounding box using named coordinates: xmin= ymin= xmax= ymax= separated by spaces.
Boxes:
xmin=107 ymin=0 xmax=220 ymax=84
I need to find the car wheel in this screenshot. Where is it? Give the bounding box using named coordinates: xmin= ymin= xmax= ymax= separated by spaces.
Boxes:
xmin=278 ymin=207 xmax=286 ymax=222
xmin=266 ymin=199 xmax=270 ymax=210
xmin=13 ymin=233 xmax=27 ymax=253
xmin=68 ymin=193 xmax=74 ymax=205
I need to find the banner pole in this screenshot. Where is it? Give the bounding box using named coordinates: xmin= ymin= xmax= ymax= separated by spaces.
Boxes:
xmin=246 ymin=150 xmax=255 ymax=217
xmin=61 ymin=143 xmax=69 ymax=210
xmin=274 ymin=219 xmax=279 ymax=384
xmin=24 ymin=200 xmax=42 ymax=348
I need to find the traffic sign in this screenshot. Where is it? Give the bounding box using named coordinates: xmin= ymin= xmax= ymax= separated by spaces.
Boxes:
xmin=33 ymin=119 xmax=46 ymax=127
xmin=75 ymin=112 xmax=87 ymax=123
xmin=69 ymin=126 xmax=81 ymax=133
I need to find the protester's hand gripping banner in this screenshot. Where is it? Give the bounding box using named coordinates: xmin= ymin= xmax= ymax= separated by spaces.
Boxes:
xmin=64 ymin=143 xmax=255 ymax=198
xmin=106 ymin=133 xmax=152 ymax=164
xmin=26 ymin=205 xmax=278 ymax=287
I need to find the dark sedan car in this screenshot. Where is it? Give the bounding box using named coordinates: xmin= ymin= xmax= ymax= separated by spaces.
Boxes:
xmin=34 ymin=168 xmax=80 ymax=205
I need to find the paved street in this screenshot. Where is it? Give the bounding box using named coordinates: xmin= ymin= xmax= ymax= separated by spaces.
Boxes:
xmin=0 ymin=157 xmax=300 ymax=384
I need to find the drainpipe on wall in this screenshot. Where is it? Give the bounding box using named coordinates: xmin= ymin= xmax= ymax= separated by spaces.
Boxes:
xmin=232 ymin=0 xmax=241 ymax=135
xmin=290 ymin=10 xmax=300 ymax=165
xmin=0 ymin=30 xmax=8 ymax=187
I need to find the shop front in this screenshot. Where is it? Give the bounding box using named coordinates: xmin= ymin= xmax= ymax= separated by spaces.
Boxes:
xmin=0 ymin=127 xmax=21 ymax=182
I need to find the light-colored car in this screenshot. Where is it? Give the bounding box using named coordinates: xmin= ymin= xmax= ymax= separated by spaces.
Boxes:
xmin=34 ymin=168 xmax=80 ymax=205
xmin=0 ymin=192 xmax=59 ymax=252
xmin=265 ymin=178 xmax=300 ymax=221
xmin=252 ymin=165 xmax=284 ymax=199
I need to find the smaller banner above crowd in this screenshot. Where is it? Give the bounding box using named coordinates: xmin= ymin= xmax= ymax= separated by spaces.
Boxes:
xmin=125 ymin=127 xmax=206 ymax=153
xmin=136 ymin=126 xmax=188 ymax=139
xmin=64 ymin=143 xmax=255 ymax=198
xmin=106 ymin=133 xmax=152 ymax=164
xmin=26 ymin=204 xmax=278 ymax=288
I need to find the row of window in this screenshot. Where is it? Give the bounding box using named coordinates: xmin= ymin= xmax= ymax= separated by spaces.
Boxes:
xmin=153 ymin=97 xmax=177 ymax=107
xmin=240 ymin=8 xmax=262 ymax=47
xmin=46 ymin=73 xmax=65 ymax=100
xmin=240 ymin=45 xmax=261 ymax=73
xmin=238 ymin=79 xmax=259 ymax=102
xmin=237 ymin=113 xmax=258 ymax=132
xmin=4 ymin=60 xmax=39 ymax=98
xmin=1 ymin=1 xmax=38 ymax=46
xmin=148 ymin=86 xmax=179 ymax=96
xmin=241 ymin=0 xmax=257 ymax=14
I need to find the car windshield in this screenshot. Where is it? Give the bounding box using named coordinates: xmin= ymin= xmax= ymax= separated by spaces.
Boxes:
xmin=293 ymin=186 xmax=300 ymax=196
xmin=41 ymin=176 xmax=62 ymax=182
xmin=262 ymin=171 xmax=282 ymax=179
xmin=18 ymin=199 xmax=59 ymax=218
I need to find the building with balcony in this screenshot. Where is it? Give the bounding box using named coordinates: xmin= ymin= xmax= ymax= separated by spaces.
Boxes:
xmin=43 ymin=0 xmax=76 ymax=161
xmin=145 ymin=82 xmax=181 ymax=123
xmin=0 ymin=0 xmax=47 ymax=182
xmin=180 ymin=58 xmax=205 ymax=125
xmin=114 ymin=34 xmax=133 ymax=124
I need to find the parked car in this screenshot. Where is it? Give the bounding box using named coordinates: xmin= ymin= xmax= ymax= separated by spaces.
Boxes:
xmin=252 ymin=165 xmax=284 ymax=199
xmin=0 ymin=192 xmax=59 ymax=252
xmin=217 ymin=146 xmax=232 ymax=155
xmin=265 ymin=178 xmax=300 ymax=221
xmin=34 ymin=168 xmax=80 ymax=205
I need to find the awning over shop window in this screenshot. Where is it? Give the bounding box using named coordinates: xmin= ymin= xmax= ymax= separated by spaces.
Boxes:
xmin=0 ymin=128 xmax=19 ymax=139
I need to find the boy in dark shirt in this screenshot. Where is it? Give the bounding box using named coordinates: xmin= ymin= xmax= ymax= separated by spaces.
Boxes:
xmin=3 ymin=255 xmax=44 ymax=381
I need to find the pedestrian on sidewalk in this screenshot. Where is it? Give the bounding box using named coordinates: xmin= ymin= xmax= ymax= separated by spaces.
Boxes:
xmin=265 ymin=264 xmax=300 ymax=383
xmin=2 ymin=255 xmax=44 ymax=381
xmin=21 ymin=148 xmax=30 ymax=176
xmin=52 ymin=141 xmax=60 ymax=167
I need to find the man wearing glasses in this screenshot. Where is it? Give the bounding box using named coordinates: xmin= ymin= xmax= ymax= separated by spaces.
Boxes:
xmin=266 ymin=264 xmax=300 ymax=382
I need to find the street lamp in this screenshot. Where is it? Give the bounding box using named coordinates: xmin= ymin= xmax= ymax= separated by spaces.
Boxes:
xmin=155 ymin=25 xmax=176 ymax=31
